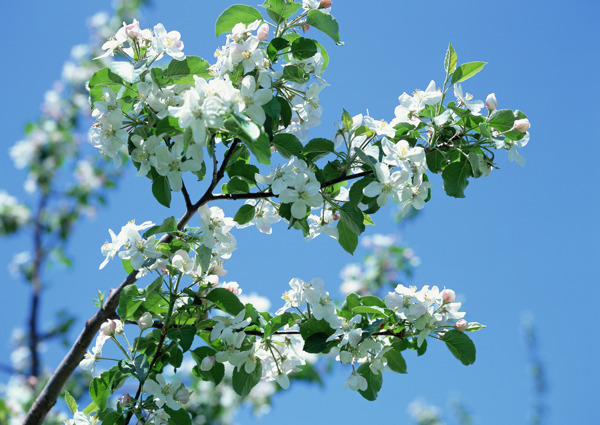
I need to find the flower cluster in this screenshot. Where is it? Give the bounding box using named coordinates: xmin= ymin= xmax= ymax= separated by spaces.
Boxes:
xmin=0 ymin=191 xmax=30 ymax=235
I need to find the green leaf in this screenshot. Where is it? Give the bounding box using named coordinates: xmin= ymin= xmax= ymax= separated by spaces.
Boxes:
xmin=277 ymin=96 xmax=293 ymax=127
xmin=121 ymin=259 xmax=134 ymax=274
xmin=82 ymin=402 xmax=98 ymax=415
xmin=88 ymin=68 xmax=125 ymax=107
xmin=341 ymin=109 xmax=354 ymax=131
xmin=357 ymin=363 xmax=383 ymax=401
xmin=117 ymin=285 xmax=143 ymax=321
xmin=442 ymin=159 xmax=472 ymax=198
xmin=155 ymin=116 xmax=182 ymax=137
xmin=64 ymin=391 xmax=78 ymax=414
xmin=133 ymin=354 xmax=150 ymax=382
xmin=303 ymin=137 xmax=335 ymax=162
xmin=337 ymin=220 xmax=358 ymax=254
xmin=282 ymin=64 xmax=309 ymax=83
xmin=465 ymin=322 xmax=486 ymax=332
xmin=468 ymin=152 xmax=487 ymax=178
xmin=348 ymin=176 xmax=375 ymax=206
xmin=263 ymin=96 xmax=282 ymax=119
xmin=339 ymin=202 xmax=365 ymax=236
xmin=191 ymin=347 xmax=225 ymax=385
xmin=167 ymin=326 xmax=196 ymax=352
xmin=426 ymin=149 xmax=448 ymax=174
xmin=303 ymin=333 xmax=332 ymax=353
xmin=152 ymin=175 xmax=171 ymax=207
xmin=306 ymin=9 xmax=341 ymax=44
xmin=488 ymin=108 xmax=516 ymax=132
xmin=234 ymin=204 xmax=255 ymax=225
xmin=443 ymin=330 xmax=476 ymax=365
xmin=264 ymin=312 xmax=295 ymax=338
xmin=227 ymin=161 xmax=259 ymax=184
xmin=90 ymin=369 xmax=124 ymax=411
xmin=144 ymin=216 xmax=178 ymax=238
xmin=160 ymin=56 xmax=211 ymax=85
xmin=384 ymin=350 xmax=407 ymax=374
xmin=215 ymin=5 xmax=263 ymax=37
xmin=300 ymin=318 xmax=335 ymax=353
xmin=272 ymin=133 xmax=303 ymax=158
xmin=291 ymin=37 xmax=318 ymax=60
xmin=352 ymin=305 xmax=385 ymax=317
xmin=261 ymin=0 xmax=301 ymax=23
xmin=195 ymin=245 xmax=213 ymax=276
xmin=232 ymin=361 xmax=263 ymax=396
xmin=226 ymin=177 xmax=250 ymax=194
xmin=164 ymin=406 xmax=192 ymax=425
xmin=267 ymin=37 xmax=290 ymax=62
xmin=246 ymin=133 xmax=272 ymax=165
xmin=99 ymin=410 xmax=122 ymax=425
xmin=444 ymin=43 xmax=457 ymax=73
xmin=205 ymin=288 xmax=245 ymax=316
xmin=451 ymin=61 xmax=487 ymax=85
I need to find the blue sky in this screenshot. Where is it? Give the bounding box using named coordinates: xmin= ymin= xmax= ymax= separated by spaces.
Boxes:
xmin=2 ymin=1 xmax=599 ymax=424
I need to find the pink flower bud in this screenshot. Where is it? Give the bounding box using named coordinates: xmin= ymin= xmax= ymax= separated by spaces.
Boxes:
xmin=257 ymin=23 xmax=269 ymax=41
xmin=455 ymin=319 xmax=467 ymax=332
xmin=320 ymin=0 xmax=333 ymax=7
xmin=201 ymin=356 xmax=215 ymax=371
xmin=441 ymin=289 xmax=455 ymax=303
xmin=485 ymin=93 xmax=497 ymax=111
xmin=138 ymin=312 xmax=153 ymax=330
xmin=118 ymin=393 xmax=131 ymax=407
xmin=100 ymin=320 xmax=117 ymax=336
xmin=303 ymin=24 xmax=310 ymax=32
xmin=222 ymin=281 xmax=242 ymax=296
xmin=514 ymin=118 xmax=530 ymax=133
xmin=174 ymin=387 xmax=190 ymax=404
xmin=124 ymin=20 xmax=141 ymax=39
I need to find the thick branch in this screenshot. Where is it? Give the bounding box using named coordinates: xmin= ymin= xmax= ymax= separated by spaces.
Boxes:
xmin=25 ymin=140 xmax=242 ymax=425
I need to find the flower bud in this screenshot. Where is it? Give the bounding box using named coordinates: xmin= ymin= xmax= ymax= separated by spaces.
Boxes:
xmin=320 ymin=0 xmax=333 ymax=7
xmin=257 ymin=23 xmax=269 ymax=41
xmin=485 ymin=93 xmax=497 ymax=111
xmin=100 ymin=319 xmax=117 ymax=336
xmin=138 ymin=312 xmax=153 ymax=330
xmin=174 ymin=387 xmax=190 ymax=404
xmin=118 ymin=393 xmax=131 ymax=407
xmin=303 ymin=24 xmax=310 ymax=32
xmin=441 ymin=289 xmax=455 ymax=304
xmin=455 ymin=319 xmax=467 ymax=332
xmin=514 ymin=118 xmax=530 ymax=133
xmin=124 ymin=20 xmax=141 ymax=39
xmin=200 ymin=356 xmax=215 ymax=371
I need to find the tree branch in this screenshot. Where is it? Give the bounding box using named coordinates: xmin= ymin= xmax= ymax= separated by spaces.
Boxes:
xmin=25 ymin=140 xmax=243 ymax=425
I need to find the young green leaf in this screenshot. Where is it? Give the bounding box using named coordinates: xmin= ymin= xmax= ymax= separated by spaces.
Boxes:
xmin=451 ymin=61 xmax=487 ymax=85
xmin=306 ymin=10 xmax=341 ymax=44
xmin=215 ymin=5 xmax=263 ymax=37
xmin=444 ymin=42 xmax=457 ymax=73
xmin=64 ymin=390 xmax=78 ymax=415
xmin=234 ymin=204 xmax=255 ymax=225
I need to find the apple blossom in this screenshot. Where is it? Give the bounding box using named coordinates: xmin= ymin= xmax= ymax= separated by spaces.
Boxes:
xmin=514 ymin=118 xmax=530 ymax=132
xmin=138 ymin=312 xmax=154 ymax=330
xmin=455 ymin=319 xmax=468 ymax=332
xmin=486 ymin=92 xmax=498 ymax=110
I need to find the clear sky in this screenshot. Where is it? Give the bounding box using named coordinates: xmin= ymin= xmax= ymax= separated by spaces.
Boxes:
xmin=2 ymin=1 xmax=599 ymax=424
